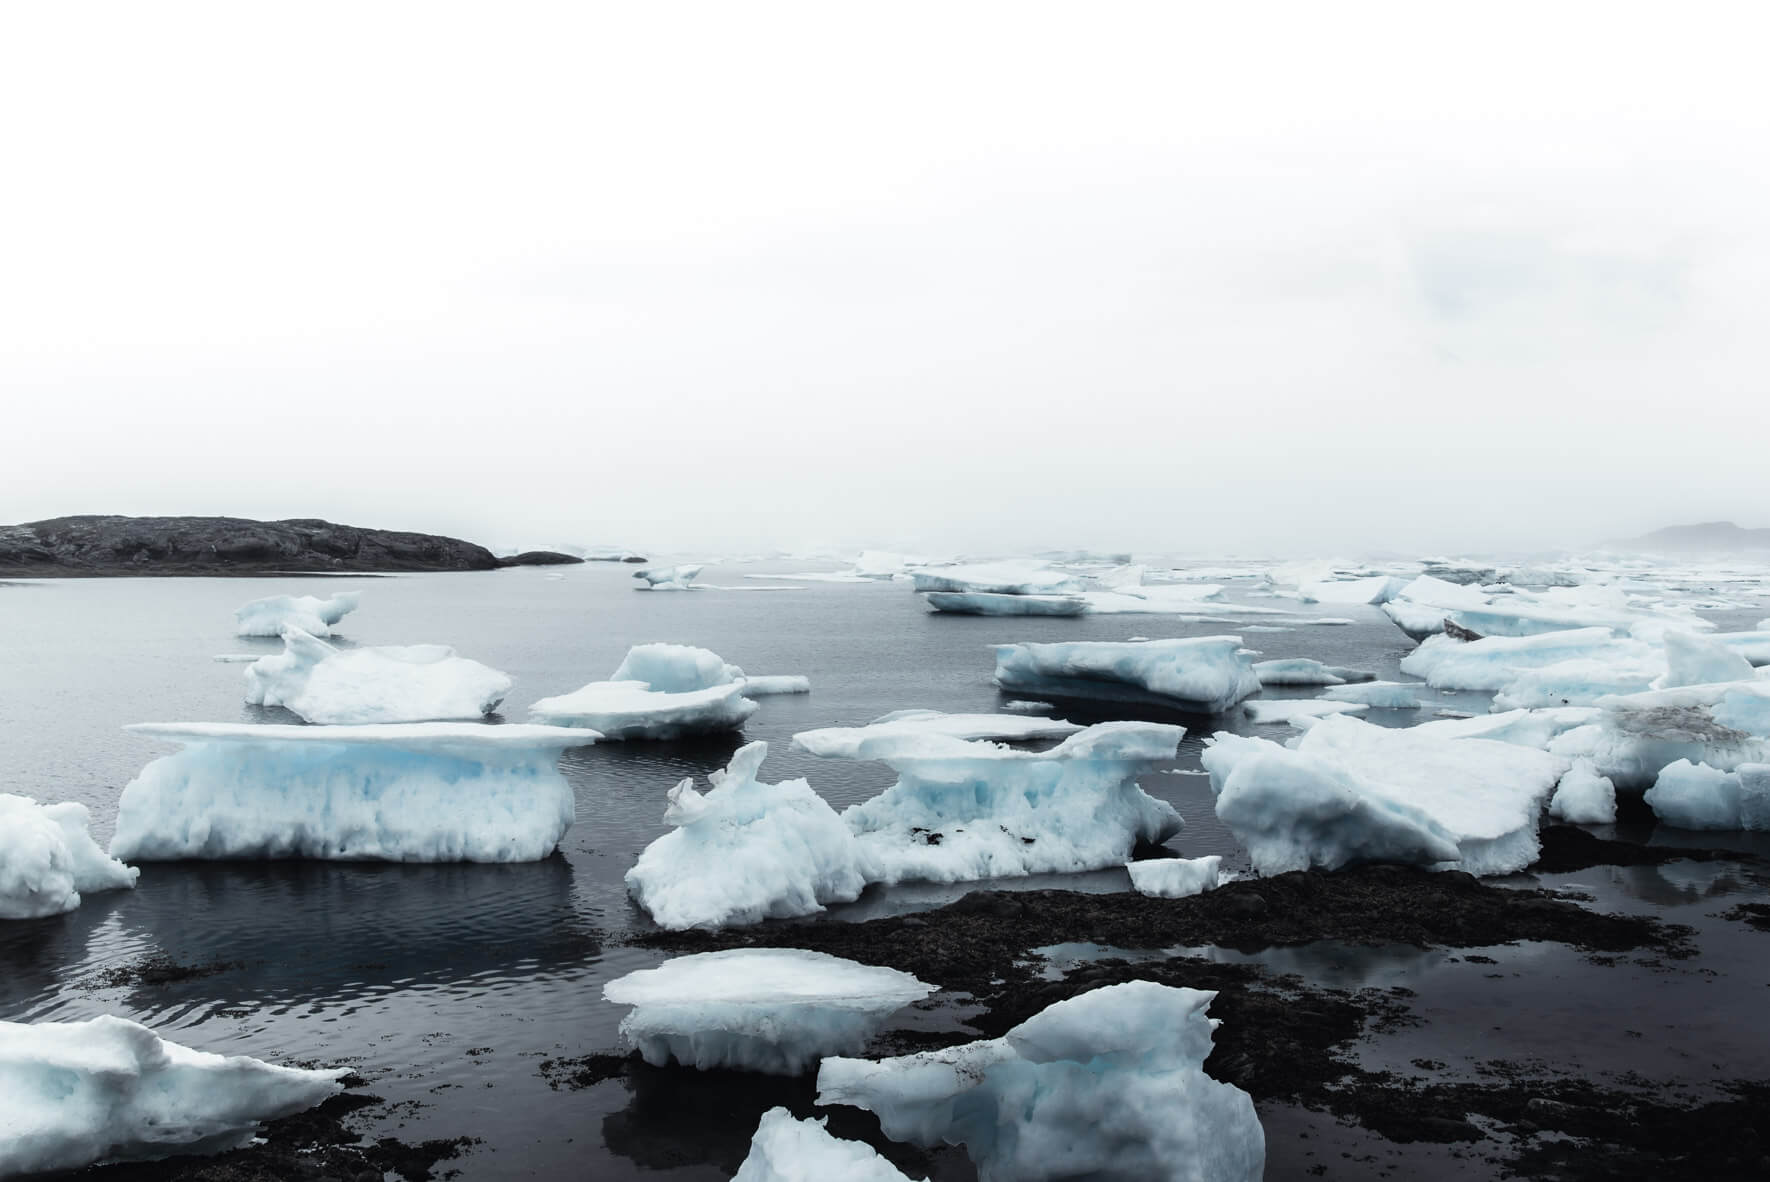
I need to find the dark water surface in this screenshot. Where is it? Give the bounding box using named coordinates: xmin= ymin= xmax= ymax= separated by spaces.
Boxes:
xmin=2 ymin=567 xmax=1766 ymax=1180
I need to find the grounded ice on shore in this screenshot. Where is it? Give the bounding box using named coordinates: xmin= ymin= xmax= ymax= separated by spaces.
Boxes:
xmin=1126 ymin=855 xmax=1222 ymax=898
xmin=733 ymin=1109 xmax=912 ymax=1181
xmin=816 ymin=981 xmax=1264 ymax=1182
xmin=792 ymin=710 xmax=1083 ymax=759
xmin=529 ymin=643 xmax=803 ymax=739
xmin=0 ymin=796 xmax=139 ymax=920
xmin=243 ymin=627 xmax=511 ymax=724
xmin=626 ymin=742 xmax=868 ymax=930
xmin=993 ymin=637 xmax=1261 ymax=713
xmin=923 ymin=591 xmax=1088 ymax=616
xmin=1548 ymin=759 xmax=1617 ymax=824
xmin=0 ymin=1015 xmax=345 ymax=1176
xmin=842 ymin=722 xmax=1184 ymax=885
xmin=1206 ymin=715 xmax=1567 ymax=875
xmin=110 ymin=723 xmax=594 ymax=863
xmin=1252 ymin=658 xmax=1374 ymax=686
xmin=602 ymin=949 xmax=933 ymax=1075
xmin=1643 ymin=760 xmax=1770 ymax=831
xmin=233 ymin=591 xmax=360 ymax=638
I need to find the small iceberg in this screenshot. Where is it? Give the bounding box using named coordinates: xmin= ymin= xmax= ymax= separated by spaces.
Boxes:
xmin=993 ymin=637 xmax=1262 ymax=713
xmin=529 ymin=644 xmax=806 ymax=739
xmin=1126 ymin=854 xmax=1223 ymax=899
xmin=733 ymin=1108 xmax=913 ymax=1181
xmin=792 ymin=709 xmax=1083 ymax=759
xmin=633 ymin=563 xmax=703 ymax=590
xmin=244 ymin=627 xmax=511 ymax=724
xmin=0 ymin=796 xmax=138 ymax=920
xmin=233 ymin=591 xmax=361 ymax=638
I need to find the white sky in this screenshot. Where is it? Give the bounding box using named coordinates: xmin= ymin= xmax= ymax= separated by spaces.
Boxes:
xmin=3 ymin=1 xmax=1767 ymax=557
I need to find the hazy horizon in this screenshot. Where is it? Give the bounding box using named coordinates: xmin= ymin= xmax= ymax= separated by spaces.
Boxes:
xmin=5 ymin=3 xmax=1767 ymax=557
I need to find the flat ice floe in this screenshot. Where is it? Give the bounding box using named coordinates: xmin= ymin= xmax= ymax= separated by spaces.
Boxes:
xmin=233 ymin=591 xmax=360 ymax=638
xmin=911 ymin=561 xmax=1084 ymax=596
xmin=792 ymin=709 xmax=1082 ymax=759
xmin=1399 ymin=627 xmax=1655 ymax=692
xmin=110 ymin=722 xmax=595 ymax=863
xmin=1241 ymin=699 xmax=1368 ymax=726
xmin=0 ymin=1014 xmax=345 ymax=1176
xmin=923 ymin=590 xmax=1087 ymax=616
xmin=1205 ymin=715 xmax=1567 ymax=875
xmin=816 ymin=981 xmax=1264 ymax=1182
xmin=1320 ymin=681 xmax=1424 ymax=709
xmin=602 ymin=949 xmax=933 ymax=1075
xmin=243 ymin=627 xmax=511 ymax=724
xmin=1298 ymin=575 xmax=1405 ymax=605
xmin=993 ymin=637 xmax=1262 ymax=713
xmin=733 ymin=1109 xmax=912 ymax=1181
xmin=1253 ymin=658 xmax=1374 ymax=686
xmin=529 ymin=643 xmax=803 ymax=739
xmin=1126 ymin=855 xmax=1223 ymax=898
xmin=0 ymin=796 xmax=138 ymax=920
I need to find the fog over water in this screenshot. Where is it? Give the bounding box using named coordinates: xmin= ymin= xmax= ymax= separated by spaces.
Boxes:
xmin=3 ymin=2 xmax=1767 ymax=554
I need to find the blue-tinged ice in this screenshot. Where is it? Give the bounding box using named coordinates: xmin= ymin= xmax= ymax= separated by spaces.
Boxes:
xmin=0 ymin=1015 xmax=344 ymax=1176
xmin=1253 ymin=658 xmax=1374 ymax=686
xmin=602 ymin=949 xmax=933 ymax=1076
xmin=529 ymin=643 xmax=804 ymax=739
xmin=993 ymin=637 xmax=1262 ymax=713
xmin=911 ymin=562 xmax=1085 ymax=596
xmin=243 ymin=627 xmax=511 ymax=724
xmin=1126 ymin=855 xmax=1222 ymax=898
xmin=232 ymin=591 xmax=360 ymax=638
xmin=792 ymin=710 xmax=1083 ymax=759
xmin=816 ymin=981 xmax=1264 ymax=1182
xmin=733 ymin=1109 xmax=913 ymax=1181
xmin=0 ymin=796 xmax=138 ymax=920
xmin=1399 ymin=628 xmax=1655 ymax=692
xmin=1644 ymin=760 xmax=1770 ymax=831
xmin=1490 ymin=658 xmax=1659 ymax=710
xmin=1548 ymin=759 xmax=1617 ymax=824
xmin=924 ymin=591 xmax=1088 ymax=616
xmin=1320 ymin=681 xmax=1424 ymax=709
xmin=633 ymin=563 xmax=704 ymax=590
xmin=109 ymin=722 xmax=595 ymax=863
xmin=1659 ymin=630 xmax=1756 ymax=688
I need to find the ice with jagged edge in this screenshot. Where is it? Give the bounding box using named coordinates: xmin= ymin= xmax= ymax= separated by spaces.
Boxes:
xmin=243 ymin=627 xmax=511 ymax=724
xmin=792 ymin=710 xmax=1083 ymax=759
xmin=1126 ymin=855 xmax=1222 ymax=898
xmin=633 ymin=563 xmax=704 ymax=590
xmin=1660 ymin=630 xmax=1756 ymax=688
xmin=1490 ymin=658 xmax=1659 ymax=710
xmin=840 ymin=722 xmax=1184 ymax=885
xmin=1643 ymin=760 xmax=1770 ymax=830
xmin=529 ymin=643 xmax=805 ymax=739
xmin=1399 ymin=627 xmax=1656 ymax=692
xmin=1242 ymin=699 xmax=1368 ymax=727
xmin=0 ymin=796 xmax=138 ymax=920
xmin=993 ymin=637 xmax=1262 ymax=713
xmin=1413 ymin=705 xmax=1599 ymax=750
xmin=1569 ymin=680 xmax=1770 ymax=791
xmin=911 ymin=561 xmax=1085 ymax=596
xmin=110 ymin=722 xmax=595 ymax=863
xmin=1380 ymin=574 xmax=1491 ymax=640
xmin=1321 ymin=681 xmax=1424 ymax=709
xmin=626 ymin=742 xmax=868 ymax=930
xmin=816 ymin=981 xmax=1264 ymax=1182
xmin=0 ymin=1015 xmax=345 ymax=1176
xmin=1253 ymin=659 xmax=1375 ymax=686
xmin=733 ymin=1108 xmax=912 ymax=1181
xmin=1548 ymin=758 xmax=1617 ymax=824
xmin=233 ymin=591 xmax=360 ymax=638
xmin=924 ymin=591 xmax=1087 ymax=616
xmin=1205 ymin=715 xmax=1567 ymax=875
xmin=602 ymin=949 xmax=933 ymax=1075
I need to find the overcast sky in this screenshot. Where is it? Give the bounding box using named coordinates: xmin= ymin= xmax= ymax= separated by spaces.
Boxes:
xmin=3 ymin=1 xmax=1766 ymax=558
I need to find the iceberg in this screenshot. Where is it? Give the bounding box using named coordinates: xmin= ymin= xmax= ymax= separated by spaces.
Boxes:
xmin=1643 ymin=761 xmax=1770 ymax=831
xmin=1253 ymin=658 xmax=1373 ymax=686
xmin=1659 ymin=630 xmax=1755 ymax=688
xmin=793 ymin=710 xmax=1083 ymax=759
xmin=0 ymin=796 xmax=138 ymax=920
xmin=924 ymin=591 xmax=1088 ymax=616
xmin=602 ymin=949 xmax=933 ymax=1075
xmin=243 ymin=627 xmax=511 ymax=724
xmin=233 ymin=591 xmax=360 ymax=638
xmin=1241 ymin=699 xmax=1368 ymax=726
xmin=1126 ymin=855 xmax=1222 ymax=898
xmin=1399 ymin=627 xmax=1654 ymax=692
xmin=626 ymin=742 xmax=868 ymax=930
xmin=1320 ymin=681 xmax=1423 ymax=709
xmin=911 ymin=562 xmax=1084 ymax=596
xmin=733 ymin=1109 xmax=912 ymax=1182
xmin=0 ymin=1015 xmax=344 ymax=1176
xmin=841 ymin=723 xmax=1184 ymax=885
xmin=816 ymin=981 xmax=1264 ymax=1182
xmin=1585 ymin=681 xmax=1770 ymax=790
xmin=1548 ymin=758 xmax=1617 ymax=824
xmin=611 ymin=643 xmax=742 ymax=690
xmin=529 ymin=643 xmax=803 ymax=739
xmin=1206 ymin=715 xmax=1567 ymax=875
xmin=633 ymin=563 xmax=704 ymax=590
xmin=1489 ymin=658 xmax=1658 ymax=710
xmin=993 ymin=637 xmax=1262 ymax=713
xmin=110 ymin=722 xmax=594 ymax=863
xmin=1412 ymin=706 xmax=1599 ymax=750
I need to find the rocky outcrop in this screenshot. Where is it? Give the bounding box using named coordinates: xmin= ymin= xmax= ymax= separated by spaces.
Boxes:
xmin=496 ymin=550 xmax=586 ymax=567
xmin=0 ymin=516 xmax=501 ymax=576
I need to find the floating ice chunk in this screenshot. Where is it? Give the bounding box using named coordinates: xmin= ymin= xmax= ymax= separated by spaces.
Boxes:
xmin=626 ymin=742 xmax=868 ymax=930
xmin=924 ymin=591 xmax=1088 ymax=616
xmin=1490 ymin=659 xmax=1658 ymax=710
xmin=529 ymin=681 xmax=757 ymax=739
xmin=993 ymin=637 xmax=1262 ymax=713
xmin=110 ymin=723 xmax=592 ymax=863
xmin=603 ymin=950 xmax=933 ymax=1076
xmin=1207 ymin=716 xmax=1567 ymax=875
xmin=1399 ymin=628 xmax=1654 ymax=692
xmin=1298 ymin=576 xmax=1404 ymax=605
xmin=1079 ymin=585 xmax=1279 ymax=616
xmin=612 ymin=643 xmax=743 ymax=691
xmin=1126 ymin=855 xmax=1222 ymax=898
xmin=1586 ymin=681 xmax=1770 ymax=790
xmin=0 ymin=1015 xmax=344 ymax=1175
xmin=233 ymin=591 xmax=360 ymax=638
xmin=911 ymin=562 xmax=1083 ymax=596
xmin=1643 ymin=761 xmax=1770 ymax=830
xmin=738 ymin=675 xmax=811 ymax=695
xmin=1253 ymin=659 xmax=1374 ymax=686
xmin=1001 ymin=699 xmax=1054 ymax=714
xmin=793 ymin=710 xmax=1083 ymax=759
xmin=1242 ymin=699 xmax=1368 ymax=726
xmin=1548 ymin=759 xmax=1617 ymax=824
xmin=1382 ymin=600 xmax=1453 ymax=641
xmin=1320 ymin=681 xmax=1423 ymax=709
xmin=1659 ymin=630 xmax=1755 ymax=688
xmin=816 ymin=981 xmax=1264 ymax=1182
xmin=841 ymin=723 xmax=1184 ymax=885
xmin=243 ymin=627 xmax=511 ymax=724
xmin=0 ymin=797 xmax=138 ymax=920
xmin=1412 ymin=706 xmax=1599 ymax=750
xmin=633 ymin=563 xmax=704 ymax=590
xmin=733 ymin=1108 xmax=913 ymax=1182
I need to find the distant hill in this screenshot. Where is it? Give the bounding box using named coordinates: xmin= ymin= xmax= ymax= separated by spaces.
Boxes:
xmin=0 ymin=515 xmax=505 ymax=576
xmin=1607 ymin=521 xmax=1770 ymax=555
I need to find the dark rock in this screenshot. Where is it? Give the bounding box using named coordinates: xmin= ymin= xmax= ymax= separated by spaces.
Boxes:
xmin=496 ymin=550 xmax=586 ymax=567
xmin=1443 ymin=620 xmax=1484 ymax=642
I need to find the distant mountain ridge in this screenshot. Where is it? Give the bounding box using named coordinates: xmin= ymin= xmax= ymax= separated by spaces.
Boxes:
xmin=1607 ymin=521 xmax=1770 ymax=555
xmin=0 ymin=515 xmax=506 ymax=576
